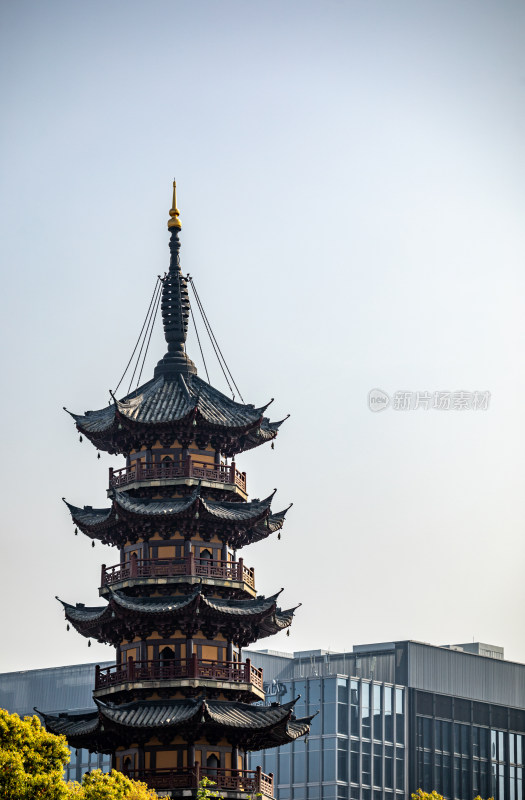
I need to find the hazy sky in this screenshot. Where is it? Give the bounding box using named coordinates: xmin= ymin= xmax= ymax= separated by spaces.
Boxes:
xmin=1 ymin=0 xmax=524 ymax=674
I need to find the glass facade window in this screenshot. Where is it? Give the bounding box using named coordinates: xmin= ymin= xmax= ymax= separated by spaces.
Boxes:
xmin=350 ymin=740 xmax=359 ymax=785
xmin=350 ymin=681 xmax=359 ymax=738
xmin=362 ymin=682 xmax=371 ymax=740
xmin=309 ymin=738 xmax=321 ymax=783
xmin=337 ymin=740 xmax=348 ymax=782
xmin=294 ymin=739 xmax=306 ymax=784
xmin=373 ymin=685 xmax=382 ymax=741
xmin=323 ymin=738 xmax=336 ymax=782
xmin=279 ymin=744 xmax=291 ymax=786
xmin=384 ymin=686 xmax=393 ymax=743
xmin=310 ymin=679 xmax=322 ymax=736
xmin=324 ymin=679 xmax=337 ymax=735
xmin=385 ymin=745 xmax=394 ymax=789
xmin=373 ymin=743 xmax=382 ymax=787
xmin=338 ymin=678 xmax=349 ymax=734
xmin=362 ymin=741 xmax=371 ymax=786
xmin=395 ymin=689 xmax=404 ymax=745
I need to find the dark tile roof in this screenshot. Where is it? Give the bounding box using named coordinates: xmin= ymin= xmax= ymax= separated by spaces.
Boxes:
xmin=115 ymin=490 xmax=199 ymax=517
xmin=70 ymin=374 xmax=274 ymax=435
xmin=42 ymin=698 xmax=313 ymax=751
xmin=65 ymin=490 xmax=275 ymax=529
xmin=57 ymin=589 xmax=298 ymax=646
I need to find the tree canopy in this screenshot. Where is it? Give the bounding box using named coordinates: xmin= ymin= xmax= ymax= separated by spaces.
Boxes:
xmin=411 ymin=791 xmax=494 ymax=800
xmin=0 ymin=709 xmax=159 ymax=800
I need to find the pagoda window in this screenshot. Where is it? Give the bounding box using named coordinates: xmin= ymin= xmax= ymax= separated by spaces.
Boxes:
xmin=160 ymin=646 xmax=175 ymax=663
xmin=162 ymin=456 xmax=173 ymax=474
xmin=122 ymin=756 xmax=132 ymax=775
xmin=206 ymin=753 xmax=220 ymax=770
xmin=200 ymin=548 xmax=212 ymax=561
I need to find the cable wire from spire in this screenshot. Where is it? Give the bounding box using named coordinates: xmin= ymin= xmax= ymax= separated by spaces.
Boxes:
xmin=188 ymin=276 xmax=234 ymax=397
xmin=113 ymin=276 xmax=162 ymax=397
xmin=188 ymin=276 xmax=244 ymax=402
xmin=190 ymin=302 xmax=210 ymax=384
xmin=136 ymin=280 xmax=163 ymax=388
xmin=128 ymin=278 xmax=163 ymax=393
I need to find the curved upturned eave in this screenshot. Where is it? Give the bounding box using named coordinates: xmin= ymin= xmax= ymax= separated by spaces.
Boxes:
xmin=41 ymin=697 xmax=313 ymax=751
xmin=66 ymin=374 xmax=279 ymax=449
xmin=64 ymin=489 xmax=277 ymax=534
xmin=57 ymin=589 xmax=297 ymax=644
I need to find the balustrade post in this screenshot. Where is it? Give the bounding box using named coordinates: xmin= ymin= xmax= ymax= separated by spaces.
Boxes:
xmin=245 ymin=657 xmax=251 ymax=683
xmin=100 ymin=564 xmax=106 ymax=586
xmin=188 ymin=550 xmax=195 ymax=575
xmin=255 ymin=765 xmax=262 ymax=791
xmin=128 ymin=655 xmax=134 ymax=681
xmin=238 ymin=557 xmax=243 ymax=581
xmin=136 ymin=459 xmax=141 ymax=479
xmin=95 ymin=664 xmax=100 ymax=689
xmin=230 ymin=461 xmax=236 ymax=484
xmin=191 ymin=652 xmax=199 ymax=678
xmin=194 ymin=761 xmax=200 ymax=788
xmin=108 ymin=467 xmax=113 ymax=487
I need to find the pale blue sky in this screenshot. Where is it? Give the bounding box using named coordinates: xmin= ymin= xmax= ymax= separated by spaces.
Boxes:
xmin=1 ymin=0 xmax=524 ymax=672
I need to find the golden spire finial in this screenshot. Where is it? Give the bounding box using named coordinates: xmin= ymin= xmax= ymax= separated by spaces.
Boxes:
xmin=168 ymin=179 xmax=182 ymax=230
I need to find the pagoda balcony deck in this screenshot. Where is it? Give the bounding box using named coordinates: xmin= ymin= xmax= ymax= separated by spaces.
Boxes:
xmin=95 ymin=655 xmax=264 ymax=695
xmin=109 ymin=459 xmax=247 ymax=493
xmin=123 ymin=765 xmax=273 ymax=798
xmin=100 ymin=556 xmax=255 ymax=591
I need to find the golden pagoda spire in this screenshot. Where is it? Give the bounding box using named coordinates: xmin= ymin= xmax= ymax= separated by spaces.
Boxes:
xmin=167 ymin=179 xmax=181 ymax=230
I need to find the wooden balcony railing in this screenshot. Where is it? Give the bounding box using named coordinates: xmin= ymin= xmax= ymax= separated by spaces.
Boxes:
xmin=101 ymin=555 xmax=255 ymax=590
xmin=109 ymin=459 xmax=246 ymax=492
xmin=123 ymin=765 xmax=273 ymax=795
xmin=95 ymin=655 xmax=263 ymax=692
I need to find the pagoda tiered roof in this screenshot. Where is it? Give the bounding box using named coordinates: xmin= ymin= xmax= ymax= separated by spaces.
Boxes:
xmin=66 ymin=374 xmax=286 ymax=457
xmin=64 ymin=489 xmax=291 ymax=548
xmin=40 ymin=697 xmax=314 ymax=752
xmin=57 ymin=587 xmax=298 ymax=646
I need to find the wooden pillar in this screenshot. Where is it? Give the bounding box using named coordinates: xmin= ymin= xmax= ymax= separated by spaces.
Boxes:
xmin=221 ymin=542 xmax=228 ymax=561
xmin=232 ymin=744 xmax=239 ymax=771
xmin=191 ymin=651 xmax=199 ymax=678
xmin=226 ymin=641 xmax=233 ymax=661
xmin=186 ymin=637 xmax=193 ymax=659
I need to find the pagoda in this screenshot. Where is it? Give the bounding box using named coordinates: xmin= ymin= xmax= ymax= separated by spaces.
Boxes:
xmin=42 ymin=184 xmax=312 ymax=799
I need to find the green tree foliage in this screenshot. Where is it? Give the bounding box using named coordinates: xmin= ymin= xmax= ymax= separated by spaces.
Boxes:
xmin=0 ymin=709 xmax=160 ymax=800
xmin=196 ymin=776 xmax=221 ymax=800
xmin=67 ymin=769 xmax=159 ymax=799
xmin=411 ymin=791 xmax=494 ymax=800
xmin=0 ymin=709 xmax=71 ymax=799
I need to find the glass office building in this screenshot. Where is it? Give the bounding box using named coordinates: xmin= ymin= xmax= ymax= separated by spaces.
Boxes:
xmin=246 ymin=641 xmax=525 ymax=800
xmin=251 ymin=675 xmax=407 ymax=800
